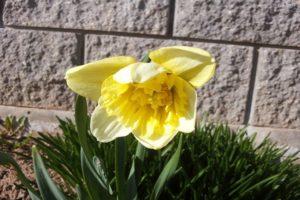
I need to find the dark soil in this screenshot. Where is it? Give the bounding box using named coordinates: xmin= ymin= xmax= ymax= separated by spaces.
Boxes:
xmin=0 ymin=144 xmax=33 ymax=200
xmin=0 ymin=135 xmax=68 ymax=200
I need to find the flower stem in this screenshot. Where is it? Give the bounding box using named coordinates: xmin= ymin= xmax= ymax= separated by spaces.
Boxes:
xmin=115 ymin=137 xmax=127 ymax=200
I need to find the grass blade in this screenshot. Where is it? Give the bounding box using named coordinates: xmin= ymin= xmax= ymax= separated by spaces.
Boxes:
xmin=127 ymin=142 xmax=146 ymax=200
xmin=115 ymin=137 xmax=127 ymax=200
xmin=150 ymin=134 xmax=183 ymax=200
xmin=80 ymin=148 xmax=113 ymax=200
xmin=75 ymin=185 xmax=89 ymax=200
xmin=0 ymin=151 xmax=39 ymax=197
xmin=127 ymin=158 xmax=137 ymax=200
xmin=75 ymin=95 xmax=91 ymax=158
xmin=28 ymin=190 xmax=41 ymax=200
xmin=32 ymin=146 xmax=67 ymax=200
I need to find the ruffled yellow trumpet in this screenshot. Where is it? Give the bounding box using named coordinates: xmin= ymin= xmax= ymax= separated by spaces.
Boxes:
xmin=65 ymin=46 xmax=216 ymax=149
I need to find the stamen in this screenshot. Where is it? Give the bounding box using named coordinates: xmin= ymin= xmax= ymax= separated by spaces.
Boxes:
xmin=101 ymin=73 xmax=182 ymax=137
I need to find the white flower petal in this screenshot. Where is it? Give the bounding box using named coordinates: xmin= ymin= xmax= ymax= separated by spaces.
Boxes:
xmin=90 ymin=105 xmax=131 ymax=142
xmin=113 ymin=62 xmax=166 ymax=84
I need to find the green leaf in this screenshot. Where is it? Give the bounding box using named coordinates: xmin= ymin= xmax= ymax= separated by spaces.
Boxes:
xmin=115 ymin=137 xmax=127 ymax=200
xmin=0 ymin=151 xmax=39 ymax=197
xmin=80 ymin=148 xmax=113 ymax=200
xmin=150 ymin=134 xmax=183 ymax=200
xmin=135 ymin=142 xmax=146 ymax=163
xmin=32 ymin=146 xmax=67 ymax=200
xmin=127 ymin=142 xmax=146 ymax=200
xmin=239 ymin=174 xmax=282 ymax=197
xmin=75 ymin=95 xmax=92 ymax=158
xmin=127 ymin=158 xmax=137 ymax=200
xmin=141 ymin=53 xmax=151 ymax=63
xmin=75 ymin=185 xmax=89 ymax=200
xmin=28 ymin=190 xmax=41 ymax=200
xmin=93 ymin=156 xmax=113 ymax=194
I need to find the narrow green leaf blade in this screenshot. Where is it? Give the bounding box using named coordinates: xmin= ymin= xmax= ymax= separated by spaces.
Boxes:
xmin=28 ymin=190 xmax=41 ymax=200
xmin=75 ymin=95 xmax=88 ymax=134
xmin=80 ymin=149 xmax=113 ymax=200
xmin=75 ymin=185 xmax=89 ymax=200
xmin=141 ymin=53 xmax=150 ymax=62
xmin=115 ymin=137 xmax=127 ymax=200
xmin=127 ymin=158 xmax=138 ymax=200
xmin=127 ymin=142 xmax=146 ymax=200
xmin=150 ymin=134 xmax=183 ymax=200
xmin=32 ymin=146 xmax=67 ymax=200
xmin=0 ymin=151 xmax=39 ymax=197
xmin=75 ymin=95 xmax=92 ymax=158
xmin=135 ymin=142 xmax=146 ymax=163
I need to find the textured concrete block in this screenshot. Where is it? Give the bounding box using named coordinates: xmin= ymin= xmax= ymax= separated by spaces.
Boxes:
xmin=85 ymin=34 xmax=254 ymax=124
xmin=3 ymin=0 xmax=170 ymax=35
xmin=174 ymin=0 xmax=300 ymax=47
xmin=0 ymin=29 xmax=80 ymax=110
xmin=250 ymin=48 xmax=300 ymax=129
xmin=247 ymin=126 xmax=300 ymax=163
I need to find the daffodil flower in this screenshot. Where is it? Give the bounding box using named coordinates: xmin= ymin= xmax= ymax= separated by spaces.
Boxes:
xmin=65 ymin=46 xmax=216 ymax=149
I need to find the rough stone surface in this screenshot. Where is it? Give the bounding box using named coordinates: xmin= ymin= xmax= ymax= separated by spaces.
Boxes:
xmin=247 ymin=126 xmax=300 ymax=163
xmin=174 ymin=0 xmax=300 ymax=47
xmin=0 ymin=28 xmax=79 ymax=110
xmin=85 ymin=34 xmax=254 ymax=124
xmin=3 ymin=0 xmax=170 ymax=35
xmin=250 ymin=48 xmax=300 ymax=129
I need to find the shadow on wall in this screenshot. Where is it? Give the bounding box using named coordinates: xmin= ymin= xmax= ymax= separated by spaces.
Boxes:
xmin=0 ymin=0 xmax=5 ymax=27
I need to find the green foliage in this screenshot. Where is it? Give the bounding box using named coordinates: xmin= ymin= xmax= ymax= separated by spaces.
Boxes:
xmin=32 ymin=146 xmax=67 ymax=200
xmin=0 ymin=151 xmax=37 ymax=196
xmin=0 ymin=98 xmax=300 ymax=200
xmin=0 ymin=115 xmax=30 ymax=135
xmin=0 ymin=115 xmax=31 ymax=150
xmin=150 ymin=134 xmax=183 ymax=200
xmin=162 ymin=125 xmax=300 ymax=199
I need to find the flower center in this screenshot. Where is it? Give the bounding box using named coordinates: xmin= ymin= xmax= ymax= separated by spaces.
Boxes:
xmin=101 ymin=73 xmax=175 ymax=111
xmin=130 ymin=82 xmax=173 ymax=110
xmin=100 ymin=73 xmax=180 ymax=132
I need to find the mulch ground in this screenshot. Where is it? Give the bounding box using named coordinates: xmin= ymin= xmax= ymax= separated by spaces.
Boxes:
xmin=0 ymin=137 xmax=68 ymax=200
xmin=0 ymin=144 xmax=33 ymax=200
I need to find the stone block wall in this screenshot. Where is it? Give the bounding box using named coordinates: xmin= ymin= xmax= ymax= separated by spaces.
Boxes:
xmin=0 ymin=0 xmax=299 ymax=152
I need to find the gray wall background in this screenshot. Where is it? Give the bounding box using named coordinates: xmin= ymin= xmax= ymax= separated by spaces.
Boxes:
xmin=0 ymin=0 xmax=299 ymax=153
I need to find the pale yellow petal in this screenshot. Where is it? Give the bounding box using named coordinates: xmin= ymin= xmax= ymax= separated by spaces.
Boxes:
xmin=113 ymin=62 xmax=166 ymax=84
xmin=90 ymin=105 xmax=131 ymax=143
xmin=100 ymin=65 xmax=196 ymax=149
xmin=129 ymin=84 xmax=181 ymax=149
xmin=173 ymin=77 xmax=197 ymax=133
xmin=65 ymin=56 xmax=136 ymax=101
xmin=132 ymin=114 xmax=179 ymax=150
xmin=179 ymin=62 xmax=216 ymax=88
xmin=102 ymin=71 xmax=181 ymax=149
xmin=149 ymin=46 xmax=216 ymax=88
